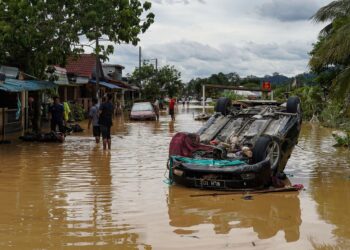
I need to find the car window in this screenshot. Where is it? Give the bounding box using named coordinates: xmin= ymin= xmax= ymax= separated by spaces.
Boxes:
xmin=132 ymin=102 xmax=153 ymax=111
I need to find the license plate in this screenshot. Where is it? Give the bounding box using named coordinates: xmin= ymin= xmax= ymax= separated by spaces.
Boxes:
xmin=196 ymin=179 xmax=225 ymax=188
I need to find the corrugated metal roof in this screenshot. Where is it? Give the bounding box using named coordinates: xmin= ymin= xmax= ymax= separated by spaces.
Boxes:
xmin=89 ymin=80 xmax=122 ymax=89
xmin=51 ymin=66 xmax=69 ymax=85
xmin=0 ymin=65 xmax=19 ymax=79
xmin=0 ymin=78 xmax=56 ymax=92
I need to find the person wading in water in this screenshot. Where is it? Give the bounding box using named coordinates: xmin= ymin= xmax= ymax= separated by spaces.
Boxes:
xmin=49 ymin=96 xmax=64 ymax=133
xmin=169 ymin=96 xmax=176 ymax=121
xmin=88 ymin=98 xmax=100 ymax=143
xmin=99 ymin=94 xmax=114 ymax=150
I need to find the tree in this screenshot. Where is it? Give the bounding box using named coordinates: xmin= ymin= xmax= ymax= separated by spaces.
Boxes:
xmin=310 ymin=0 xmax=350 ymax=99
xmin=129 ymin=63 xmax=184 ymax=99
xmin=185 ymin=72 xmax=242 ymax=98
xmin=0 ymin=0 xmax=154 ymax=79
xmin=226 ymin=72 xmax=240 ymax=85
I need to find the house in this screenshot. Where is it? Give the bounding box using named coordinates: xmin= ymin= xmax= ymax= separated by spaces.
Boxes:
xmin=0 ymin=66 xmax=55 ymax=136
xmin=46 ymin=66 xmax=80 ymax=103
xmin=102 ymin=64 xmax=140 ymax=109
xmin=103 ymin=64 xmax=124 ymax=81
xmin=65 ymin=54 xmax=122 ymax=111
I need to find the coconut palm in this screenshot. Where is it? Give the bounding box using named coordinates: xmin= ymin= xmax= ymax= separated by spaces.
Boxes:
xmin=310 ymin=0 xmax=350 ymax=99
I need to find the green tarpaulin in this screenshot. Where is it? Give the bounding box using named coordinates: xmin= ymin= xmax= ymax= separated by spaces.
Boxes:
xmin=171 ymin=156 xmax=245 ymax=167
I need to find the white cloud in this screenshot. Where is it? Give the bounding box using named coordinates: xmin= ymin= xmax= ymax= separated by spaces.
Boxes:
xmin=103 ymin=0 xmax=333 ymax=81
xmin=257 ymin=0 xmax=322 ymax=22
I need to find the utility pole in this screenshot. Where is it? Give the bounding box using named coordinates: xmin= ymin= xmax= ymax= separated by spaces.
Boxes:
xmin=95 ymin=36 xmax=100 ymax=100
xmin=139 ymin=46 xmax=142 ymax=87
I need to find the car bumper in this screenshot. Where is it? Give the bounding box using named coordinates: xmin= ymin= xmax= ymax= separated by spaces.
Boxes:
xmin=171 ymin=159 xmax=271 ymax=190
xmin=130 ymin=115 xmax=156 ymax=120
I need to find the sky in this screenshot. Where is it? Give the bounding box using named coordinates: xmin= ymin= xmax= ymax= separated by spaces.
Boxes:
xmin=105 ymin=0 xmax=333 ymax=82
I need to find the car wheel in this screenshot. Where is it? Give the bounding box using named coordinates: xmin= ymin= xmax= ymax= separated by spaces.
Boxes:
xmin=252 ymin=136 xmax=281 ymax=174
xmin=286 ymin=96 xmax=301 ymax=114
xmin=215 ymin=97 xmax=232 ymax=115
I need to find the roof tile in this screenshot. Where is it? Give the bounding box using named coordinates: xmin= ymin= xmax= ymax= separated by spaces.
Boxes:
xmin=66 ymin=54 xmax=97 ymax=78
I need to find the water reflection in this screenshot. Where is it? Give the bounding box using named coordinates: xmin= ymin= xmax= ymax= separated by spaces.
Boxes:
xmin=304 ymin=125 xmax=350 ymax=248
xmin=168 ymin=121 xmax=175 ymax=133
xmin=167 ymin=186 xmax=301 ymax=242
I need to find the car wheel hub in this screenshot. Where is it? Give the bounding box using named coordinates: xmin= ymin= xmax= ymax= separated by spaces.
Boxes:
xmin=266 ymin=141 xmax=280 ymax=168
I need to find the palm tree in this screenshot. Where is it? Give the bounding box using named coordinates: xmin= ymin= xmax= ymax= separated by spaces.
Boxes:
xmin=310 ymin=0 xmax=350 ymax=99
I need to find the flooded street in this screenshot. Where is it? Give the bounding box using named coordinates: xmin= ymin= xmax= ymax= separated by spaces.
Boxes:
xmin=0 ymin=106 xmax=350 ymax=250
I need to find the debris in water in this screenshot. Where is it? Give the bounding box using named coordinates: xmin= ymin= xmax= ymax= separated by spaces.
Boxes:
xmin=242 ymin=195 xmax=253 ymax=200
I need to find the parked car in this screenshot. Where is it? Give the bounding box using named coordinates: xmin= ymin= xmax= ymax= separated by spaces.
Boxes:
xmin=130 ymin=102 xmax=156 ymax=120
xmin=205 ymin=97 xmax=213 ymax=103
xmin=168 ymin=96 xmax=302 ymax=190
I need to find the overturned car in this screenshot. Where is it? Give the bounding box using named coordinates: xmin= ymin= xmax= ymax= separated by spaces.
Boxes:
xmin=168 ymin=97 xmax=302 ymax=190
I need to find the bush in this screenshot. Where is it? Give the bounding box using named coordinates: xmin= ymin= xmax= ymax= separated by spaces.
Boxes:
xmin=223 ymin=90 xmax=243 ymax=101
xmin=332 ymin=130 xmax=350 ymax=147
xmin=321 ymin=101 xmax=350 ymax=129
xmin=68 ymin=102 xmax=86 ymax=122
xmin=291 ymin=86 xmax=324 ymax=120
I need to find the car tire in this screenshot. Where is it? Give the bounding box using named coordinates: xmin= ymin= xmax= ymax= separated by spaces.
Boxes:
xmin=286 ymin=96 xmax=301 ymax=113
xmin=215 ymin=97 xmax=231 ymax=115
xmin=252 ymin=136 xmax=281 ymax=174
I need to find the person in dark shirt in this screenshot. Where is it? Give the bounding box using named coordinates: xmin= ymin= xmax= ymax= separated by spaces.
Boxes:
xmin=99 ymin=94 xmax=114 ymax=150
xmin=49 ymin=96 xmax=64 ymax=133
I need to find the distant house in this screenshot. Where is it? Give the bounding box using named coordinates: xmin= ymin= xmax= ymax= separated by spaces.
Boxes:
xmin=102 ymin=64 xmax=124 ymax=81
xmin=102 ymin=64 xmax=140 ymax=108
xmin=65 ymin=54 xmax=119 ymax=111
xmin=64 ymin=54 xmax=102 ymax=107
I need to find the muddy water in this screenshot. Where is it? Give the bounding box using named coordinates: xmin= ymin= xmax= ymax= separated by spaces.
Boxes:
xmin=0 ymin=106 xmax=349 ymax=249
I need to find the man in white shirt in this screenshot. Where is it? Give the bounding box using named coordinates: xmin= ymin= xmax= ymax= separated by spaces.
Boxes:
xmin=88 ymin=98 xmax=100 ymax=143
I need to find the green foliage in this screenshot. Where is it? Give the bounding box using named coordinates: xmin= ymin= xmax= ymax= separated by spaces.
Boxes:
xmin=129 ymin=63 xmax=183 ymax=99
xmin=0 ymin=0 xmax=154 ymax=79
xmin=291 ymin=86 xmax=324 ymax=119
xmin=332 ymin=130 xmax=350 ymax=147
xmin=241 ymin=82 xmax=259 ymax=89
xmin=320 ymin=100 xmax=349 ymax=128
xmin=186 ymin=72 xmax=241 ymax=98
xmin=273 ymin=84 xmax=290 ymax=101
xmin=68 ymin=103 xmax=86 ymax=122
xmin=310 ymin=0 xmax=350 ymax=100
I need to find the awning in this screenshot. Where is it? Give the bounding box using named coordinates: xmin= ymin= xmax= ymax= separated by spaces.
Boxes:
xmin=107 ymin=78 xmax=133 ymax=90
xmin=0 ymin=78 xmax=56 ymax=92
xmin=89 ymin=80 xmax=122 ymax=89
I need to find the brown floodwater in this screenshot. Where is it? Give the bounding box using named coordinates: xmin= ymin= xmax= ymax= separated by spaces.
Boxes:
xmin=0 ymin=105 xmax=350 ymax=250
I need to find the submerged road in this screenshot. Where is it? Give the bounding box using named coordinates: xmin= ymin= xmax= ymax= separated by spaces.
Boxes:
xmin=0 ymin=106 xmax=349 ymax=249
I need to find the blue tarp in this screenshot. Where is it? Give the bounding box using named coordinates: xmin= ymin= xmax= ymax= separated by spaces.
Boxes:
xmin=89 ymin=80 xmax=122 ymax=89
xmin=0 ymin=78 xmax=56 ymax=92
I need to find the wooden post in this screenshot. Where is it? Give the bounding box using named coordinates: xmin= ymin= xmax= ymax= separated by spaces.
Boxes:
xmin=0 ymin=108 xmax=4 ymax=141
xmin=1 ymin=108 xmax=7 ymax=141
xmin=34 ymin=91 xmax=42 ymax=132
xmin=202 ymin=84 xmax=206 ymax=114
xmin=21 ymin=91 xmax=26 ymax=133
xmin=121 ymin=89 xmax=125 ymax=108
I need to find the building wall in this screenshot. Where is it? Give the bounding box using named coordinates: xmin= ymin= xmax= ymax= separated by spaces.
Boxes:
xmin=102 ymin=65 xmax=123 ymax=81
